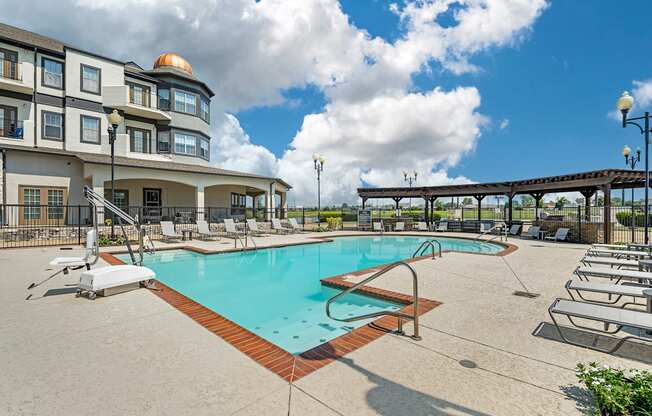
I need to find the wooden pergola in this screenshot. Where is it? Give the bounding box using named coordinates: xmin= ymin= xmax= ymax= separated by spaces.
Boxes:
xmin=357 ymin=169 xmax=648 ymax=243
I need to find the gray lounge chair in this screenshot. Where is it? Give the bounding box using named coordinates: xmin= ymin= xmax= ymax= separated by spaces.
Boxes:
xmin=246 ymin=219 xmax=268 ymax=236
xmin=196 ymin=220 xmax=220 ymax=240
xmin=271 ymin=218 xmax=292 ymax=234
xmin=394 ymin=222 xmax=405 ymax=232
xmin=373 ymin=221 xmax=383 ymax=233
xmin=545 ymin=227 xmax=569 ymax=242
xmin=523 ymin=226 xmax=540 ymax=239
xmin=581 ymin=256 xmax=640 ymax=270
xmin=288 ymin=218 xmax=304 ymax=232
xmin=160 ymin=221 xmax=182 ymax=241
xmin=508 ymin=224 xmax=521 ymax=236
xmin=574 ymin=266 xmax=652 ymax=285
xmin=416 ymin=222 xmax=428 ymax=232
xmin=587 ymin=247 xmax=652 ymax=259
xmin=565 ymin=279 xmax=650 ymax=306
xmin=548 ymin=298 xmax=652 ymax=353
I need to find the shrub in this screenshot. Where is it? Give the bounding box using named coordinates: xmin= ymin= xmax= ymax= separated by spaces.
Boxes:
xmin=576 ymin=362 xmax=652 ymax=415
xmin=615 ymin=211 xmax=652 ymax=227
xmin=326 ymin=217 xmax=342 ymax=231
xmin=98 ymin=233 xmax=126 ymax=247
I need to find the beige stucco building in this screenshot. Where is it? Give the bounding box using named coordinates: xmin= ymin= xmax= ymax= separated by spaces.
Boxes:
xmin=0 ymin=23 xmax=290 ymax=225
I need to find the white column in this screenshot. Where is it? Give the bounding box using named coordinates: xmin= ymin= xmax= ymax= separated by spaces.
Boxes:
xmin=264 ymin=191 xmax=272 ymax=221
xmin=91 ymin=176 xmax=105 ymax=226
xmin=196 ymin=185 xmax=205 ymax=221
xmin=280 ymin=192 xmax=288 ymax=219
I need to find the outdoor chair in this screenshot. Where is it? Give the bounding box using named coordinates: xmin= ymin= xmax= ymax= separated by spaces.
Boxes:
xmin=565 ymin=279 xmax=650 ymax=306
xmin=196 ymin=220 xmax=220 ymax=240
xmin=160 ymin=221 xmax=182 ymax=242
xmin=271 ymin=218 xmax=292 ymax=234
xmin=394 ymin=222 xmax=405 ymax=232
xmin=580 ymin=256 xmax=640 ymax=270
xmin=288 ymin=218 xmax=304 ymax=232
xmin=224 ymin=218 xmax=245 ymax=238
xmin=246 ymin=219 xmax=268 ymax=236
xmin=544 ymin=227 xmax=569 ymax=242
xmin=373 ymin=221 xmax=383 ymax=233
xmin=523 ymin=226 xmax=540 ymax=239
xmin=508 ymin=224 xmax=521 ymax=236
xmin=586 ymin=247 xmax=652 ymax=260
xmin=435 ymin=221 xmax=447 ymax=232
xmin=574 ymin=266 xmax=652 ymax=285
xmin=416 ymin=221 xmax=428 ymax=232
xmin=548 ymin=298 xmax=652 ymax=353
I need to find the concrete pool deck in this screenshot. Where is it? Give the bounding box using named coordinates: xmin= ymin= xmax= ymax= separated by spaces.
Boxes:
xmin=2 ymin=231 xmax=651 ymax=415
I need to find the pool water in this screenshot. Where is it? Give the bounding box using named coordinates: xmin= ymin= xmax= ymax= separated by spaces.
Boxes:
xmin=121 ymin=236 xmax=502 ymax=353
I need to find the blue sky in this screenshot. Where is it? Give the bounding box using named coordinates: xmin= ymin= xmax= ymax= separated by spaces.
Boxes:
xmin=236 ymin=0 xmax=652 ymax=184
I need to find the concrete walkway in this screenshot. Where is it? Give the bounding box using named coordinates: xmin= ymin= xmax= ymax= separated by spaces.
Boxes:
xmin=1 ymin=232 xmax=650 ymax=415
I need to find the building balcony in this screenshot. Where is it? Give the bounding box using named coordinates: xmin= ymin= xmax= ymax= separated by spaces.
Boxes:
xmin=0 ymin=59 xmax=34 ymax=94
xmin=0 ymin=118 xmax=33 ymax=142
xmin=103 ymin=85 xmax=171 ymax=121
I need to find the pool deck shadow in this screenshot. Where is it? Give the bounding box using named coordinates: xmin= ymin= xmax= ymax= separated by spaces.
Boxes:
xmin=99 ymin=251 xmax=442 ymax=382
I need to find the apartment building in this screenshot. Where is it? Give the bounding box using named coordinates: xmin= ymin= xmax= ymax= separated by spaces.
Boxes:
xmin=0 ymin=23 xmax=289 ymax=224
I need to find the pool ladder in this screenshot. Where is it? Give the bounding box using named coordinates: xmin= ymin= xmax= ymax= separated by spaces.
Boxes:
xmin=412 ymin=239 xmax=442 ymax=259
xmin=325 ymin=261 xmax=422 ymax=340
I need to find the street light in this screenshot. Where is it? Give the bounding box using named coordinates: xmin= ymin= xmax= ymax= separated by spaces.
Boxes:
xmin=617 ymin=91 xmax=651 ymax=243
xmin=108 ymin=109 xmax=123 ymax=239
xmin=403 ymin=170 xmax=417 ymax=208
xmin=313 ymin=153 xmax=325 ymax=223
xmin=623 ymin=145 xmax=641 ymax=242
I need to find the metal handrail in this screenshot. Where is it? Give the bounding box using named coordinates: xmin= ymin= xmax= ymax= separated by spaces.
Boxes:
xmin=474 ymin=224 xmax=507 ymax=242
xmin=412 ymin=239 xmax=442 ymax=259
xmin=325 ymin=261 xmax=422 ymax=340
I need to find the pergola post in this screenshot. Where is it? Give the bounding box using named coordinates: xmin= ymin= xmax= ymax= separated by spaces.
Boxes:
xmin=361 ymin=197 xmax=367 ymax=209
xmin=430 ymin=197 xmax=437 ymax=223
xmin=474 ymin=195 xmax=485 ymax=223
xmin=529 ymin=192 xmax=544 ymax=222
xmin=580 ymin=189 xmax=596 ymax=221
xmin=506 ymin=192 xmax=514 ymax=227
xmin=602 ymin=184 xmax=612 ymax=244
xmin=423 ymin=197 xmax=429 ymax=226
xmin=392 ymin=197 xmax=402 ymax=210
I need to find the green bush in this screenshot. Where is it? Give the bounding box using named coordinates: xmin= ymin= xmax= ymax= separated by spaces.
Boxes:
xmin=616 ymin=211 xmax=652 ymax=227
xmin=326 ymin=217 xmax=342 ymax=230
xmin=98 ymin=233 xmax=126 ymax=247
xmin=576 ymin=362 xmax=652 ymax=415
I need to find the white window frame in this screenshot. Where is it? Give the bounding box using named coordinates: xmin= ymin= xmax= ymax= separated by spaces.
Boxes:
xmin=80 ymin=64 xmax=101 ymax=94
xmin=42 ymin=111 xmax=63 ymax=140
xmin=174 ymin=132 xmax=196 ymax=155
xmin=42 ymin=57 xmax=63 ymax=89
xmin=80 ymin=115 xmax=100 ymax=144
xmin=174 ymin=90 xmax=197 ymax=115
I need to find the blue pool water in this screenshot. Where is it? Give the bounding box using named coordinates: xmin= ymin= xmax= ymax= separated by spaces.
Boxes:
xmin=121 ymin=236 xmax=502 ymax=353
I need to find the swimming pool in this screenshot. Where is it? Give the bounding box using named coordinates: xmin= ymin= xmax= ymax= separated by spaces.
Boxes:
xmin=120 ymin=236 xmax=503 ymax=353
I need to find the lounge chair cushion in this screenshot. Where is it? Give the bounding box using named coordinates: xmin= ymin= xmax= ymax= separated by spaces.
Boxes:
xmin=567 ymin=279 xmax=648 ymax=297
xmin=550 ymin=299 xmax=652 ymax=331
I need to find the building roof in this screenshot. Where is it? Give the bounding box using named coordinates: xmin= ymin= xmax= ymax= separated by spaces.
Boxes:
xmin=358 ymin=169 xmax=645 ymax=199
xmin=0 ymin=22 xmax=64 ymax=53
xmin=0 ymin=144 xmax=291 ymax=189
xmin=142 ymin=66 xmax=215 ymax=97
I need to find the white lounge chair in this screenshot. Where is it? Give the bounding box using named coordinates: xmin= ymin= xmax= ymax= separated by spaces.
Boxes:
xmin=435 ymin=221 xmax=447 ymax=232
xmin=271 ymin=218 xmax=292 ymax=234
xmin=196 ymin=220 xmax=220 ymax=240
xmin=544 ymin=227 xmax=569 ymax=242
xmin=508 ymin=224 xmax=521 ymax=236
xmin=246 ymin=219 xmax=267 ymax=236
xmin=77 ymin=265 xmax=156 ymax=300
xmin=581 ymin=256 xmax=640 ymax=270
xmin=548 ymin=298 xmax=652 ymax=353
xmin=523 ymin=226 xmax=540 ymax=239
xmin=224 ymin=218 xmax=244 ymax=236
xmin=565 ymin=279 xmax=650 ymax=306
xmin=28 ymin=229 xmax=100 ymax=290
xmin=160 ymin=221 xmax=182 ymax=241
xmin=394 ymin=222 xmax=405 ymax=232
xmin=288 ymin=218 xmax=304 ymax=232
xmin=416 ymin=222 xmax=428 ymax=231
xmin=373 ymin=221 xmax=383 ymax=233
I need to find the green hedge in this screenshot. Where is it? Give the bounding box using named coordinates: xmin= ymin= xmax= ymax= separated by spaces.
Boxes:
xmin=615 ymin=211 xmax=652 ymax=227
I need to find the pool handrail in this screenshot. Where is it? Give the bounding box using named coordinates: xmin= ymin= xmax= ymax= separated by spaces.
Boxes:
xmin=412 ymin=239 xmax=442 ymax=259
xmin=325 ymin=261 xmax=422 ymax=340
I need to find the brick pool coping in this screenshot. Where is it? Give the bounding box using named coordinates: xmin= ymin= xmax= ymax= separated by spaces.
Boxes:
xmin=99 ymin=249 xmax=442 ymax=382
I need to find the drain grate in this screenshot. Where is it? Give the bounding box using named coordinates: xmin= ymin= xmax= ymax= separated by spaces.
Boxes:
xmin=512 ymin=290 xmax=540 ymax=298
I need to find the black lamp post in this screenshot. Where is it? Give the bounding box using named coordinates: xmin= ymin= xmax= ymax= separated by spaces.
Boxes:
xmin=312 ymin=153 xmax=325 ymax=223
xmin=107 ymin=109 xmax=123 ymax=239
xmin=618 ymin=91 xmax=651 ymax=244
xmin=623 ymin=145 xmax=641 ymax=242
xmin=403 ymin=170 xmax=417 ymax=209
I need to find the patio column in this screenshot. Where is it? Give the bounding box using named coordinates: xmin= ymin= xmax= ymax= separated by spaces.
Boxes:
xmin=530 ymin=192 xmax=544 ymax=222
xmin=196 ymin=185 xmax=205 ymax=221
xmin=580 ymin=189 xmax=595 ymax=221
xmin=423 ymin=196 xmax=429 ymax=226
xmin=474 ymin=195 xmax=485 ymax=222
xmin=279 ymin=192 xmax=288 ymax=219
xmin=506 ymin=192 xmax=514 ymax=227
xmin=602 ymin=184 xmax=612 ymax=244
xmin=91 ymin=176 xmax=105 ymax=226
xmin=361 ymin=197 xmax=367 ymax=209
xmin=265 ymin=182 xmax=276 ymax=220
xmin=429 ymin=197 xmax=437 ymax=223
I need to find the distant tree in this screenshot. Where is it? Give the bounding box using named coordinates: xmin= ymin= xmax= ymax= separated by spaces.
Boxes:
xmin=435 ymin=200 xmax=444 ymax=210
xmin=521 ymin=195 xmax=535 ymax=207
xmin=462 ymin=197 xmax=473 ymax=206
xmin=555 ymin=196 xmax=570 ymax=209
xmin=596 ymin=196 xmax=604 ymax=207
xmin=575 ymin=197 xmax=585 ymax=206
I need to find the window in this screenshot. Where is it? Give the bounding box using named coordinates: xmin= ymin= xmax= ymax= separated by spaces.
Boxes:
xmin=128 ymin=127 xmax=150 ymax=153
xmin=47 ymin=189 xmax=64 ymax=219
xmin=23 ymin=188 xmax=40 ymax=220
xmin=157 ymin=131 xmax=170 ymax=153
xmin=174 ymin=90 xmax=196 ymax=114
xmin=128 ymin=82 xmax=150 ymax=107
xmin=0 ymin=48 xmax=18 ymax=80
xmin=200 ymin=98 xmax=210 ymax=122
xmin=231 ymin=193 xmax=246 ymax=208
xmin=174 ymin=132 xmax=196 ymax=155
xmin=158 ymin=89 xmax=170 ymax=110
xmin=80 ymin=115 xmax=100 ymax=144
xmin=42 ymin=111 xmax=63 ymax=140
xmin=80 ymin=64 xmax=101 ymax=94
xmin=199 ymin=139 xmax=209 ymax=160
xmin=42 ymin=58 xmax=63 ymax=89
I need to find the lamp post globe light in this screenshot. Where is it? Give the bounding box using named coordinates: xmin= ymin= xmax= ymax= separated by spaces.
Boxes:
xmin=313 ymin=153 xmax=325 ymax=224
xmin=623 ymin=145 xmax=641 ymax=242
xmin=617 ymin=91 xmax=651 ymax=243
xmin=403 ymin=170 xmax=417 ymax=209
xmin=108 ymin=109 xmax=123 ymax=239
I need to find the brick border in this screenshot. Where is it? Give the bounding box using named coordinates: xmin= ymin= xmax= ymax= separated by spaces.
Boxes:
xmin=99 ymin=251 xmax=441 ymax=382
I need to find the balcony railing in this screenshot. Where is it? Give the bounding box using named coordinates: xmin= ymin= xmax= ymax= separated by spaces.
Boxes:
xmin=0 ymin=58 xmax=20 ymax=81
xmin=0 ymin=118 xmax=23 ymax=139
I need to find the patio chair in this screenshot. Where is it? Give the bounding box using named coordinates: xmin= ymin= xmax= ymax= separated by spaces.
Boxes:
xmin=288 ymin=218 xmax=304 ymax=233
xmin=224 ymin=218 xmax=245 ymax=238
xmin=160 ymin=221 xmax=182 ymax=242
xmin=586 ymin=247 xmax=652 ymax=260
xmin=246 ymin=219 xmax=268 ymax=236
xmin=271 ymin=218 xmax=292 ymax=234
xmin=373 ymin=221 xmax=383 ymax=233
xmin=548 ymin=298 xmax=652 ymax=353
xmin=416 ymin=221 xmax=428 ymax=232
xmin=196 ymin=220 xmax=220 ymax=240
xmin=394 ymin=222 xmax=405 ymax=232
xmin=435 ymin=221 xmax=447 ymax=232
xmin=580 ymin=256 xmax=640 ymax=270
xmin=544 ymin=227 xmax=569 ymax=242
xmin=523 ymin=226 xmax=540 ymax=239
xmin=565 ymin=279 xmax=650 ymax=306
xmin=508 ymin=224 xmax=521 ymax=236
xmin=574 ymin=266 xmax=652 ymax=285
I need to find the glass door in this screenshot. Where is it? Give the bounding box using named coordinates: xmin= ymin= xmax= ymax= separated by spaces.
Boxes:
xmin=143 ymin=188 xmax=162 ymax=223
